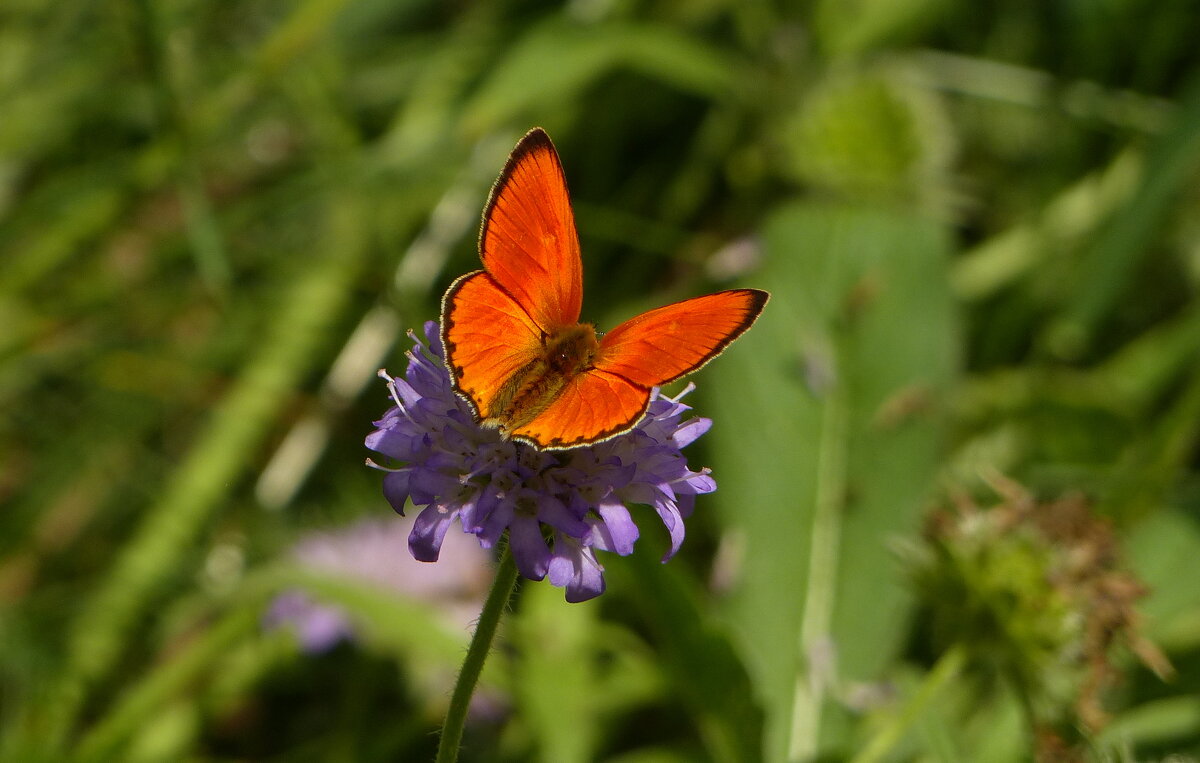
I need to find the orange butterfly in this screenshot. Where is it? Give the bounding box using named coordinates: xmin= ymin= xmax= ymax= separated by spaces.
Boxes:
xmin=441 ymin=128 xmax=768 ymax=449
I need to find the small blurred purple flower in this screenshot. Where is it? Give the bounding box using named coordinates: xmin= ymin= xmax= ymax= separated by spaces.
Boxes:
xmin=365 ymin=321 xmax=717 ymax=602
xmin=264 ymin=516 xmax=492 ymax=653
xmin=266 ymin=591 xmax=354 ymax=653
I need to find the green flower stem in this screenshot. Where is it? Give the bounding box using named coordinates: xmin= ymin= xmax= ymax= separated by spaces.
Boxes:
xmin=436 ymin=541 xmax=520 ymax=763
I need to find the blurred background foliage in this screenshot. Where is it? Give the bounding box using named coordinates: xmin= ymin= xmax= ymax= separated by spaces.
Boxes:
xmin=3 ymin=0 xmax=1200 ymax=760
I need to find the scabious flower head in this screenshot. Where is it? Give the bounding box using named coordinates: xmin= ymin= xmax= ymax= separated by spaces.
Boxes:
xmin=904 ymin=478 xmax=1172 ymax=756
xmin=365 ymin=321 xmax=717 ymax=602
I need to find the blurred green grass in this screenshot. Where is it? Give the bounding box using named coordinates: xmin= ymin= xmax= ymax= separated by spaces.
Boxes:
xmin=3 ymin=0 xmax=1200 ymax=761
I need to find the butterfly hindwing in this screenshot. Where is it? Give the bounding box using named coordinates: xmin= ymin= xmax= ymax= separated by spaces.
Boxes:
xmin=509 ymin=367 xmax=650 ymax=449
xmin=593 ymin=289 xmax=769 ymax=387
xmin=479 ymin=128 xmax=584 ymax=331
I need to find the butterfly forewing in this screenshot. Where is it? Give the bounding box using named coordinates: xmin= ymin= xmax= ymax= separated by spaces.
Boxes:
xmin=441 ymin=271 xmax=543 ymax=420
xmin=593 ymin=289 xmax=769 ymax=387
xmin=479 ymin=128 xmax=584 ymax=331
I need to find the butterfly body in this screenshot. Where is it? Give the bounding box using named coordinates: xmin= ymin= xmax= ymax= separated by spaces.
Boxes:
xmin=441 ymin=128 xmax=767 ymax=450
xmin=481 ymin=309 xmax=599 ymax=434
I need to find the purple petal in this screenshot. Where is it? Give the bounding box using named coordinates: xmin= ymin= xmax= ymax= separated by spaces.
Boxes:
xmin=508 ymin=517 xmax=550 ymax=580
xmin=422 ymin=321 xmax=444 ymax=356
xmin=655 ymin=500 xmax=686 ymax=561
xmin=366 ymin=426 xmax=419 ymax=462
xmin=362 ymin=415 xmax=420 ymax=463
xmin=460 ymin=483 xmax=500 ymax=533
xmin=595 ymin=502 xmax=639 ymax=555
xmin=479 ymin=498 xmax=514 ymax=547
xmin=547 ymin=542 xmax=607 ymax=602
xmin=424 ymin=450 xmax=466 ymax=471
xmin=535 ymin=495 xmax=590 ymax=537
xmin=409 ymin=506 xmax=456 ymax=562
xmin=409 ymin=469 xmax=459 ymax=502
xmin=389 ymin=376 xmax=423 ymax=409
xmin=672 ymin=417 xmax=712 ymax=448
xmin=547 ymin=552 xmax=574 ymax=587
xmin=382 ymin=470 xmax=412 ymax=514
xmin=407 ymin=355 xmax=449 ymax=398
xmin=676 ymin=470 xmax=717 ymax=495
xmin=676 ymin=492 xmax=696 ymax=519
xmin=565 ymin=549 xmax=606 ymax=603
xmin=620 ymin=481 xmax=659 ymax=507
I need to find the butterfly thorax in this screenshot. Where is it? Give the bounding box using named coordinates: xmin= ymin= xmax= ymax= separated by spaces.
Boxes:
xmin=484 ymin=322 xmax=599 ymax=434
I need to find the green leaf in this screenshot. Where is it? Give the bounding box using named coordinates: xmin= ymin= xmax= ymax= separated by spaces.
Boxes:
xmin=72 ymin=564 xmax=478 ymax=762
xmin=462 ymin=19 xmax=740 ymax=133
xmin=1102 ymin=695 xmax=1200 ymax=751
xmin=40 ymin=194 xmax=375 ymax=752
xmin=511 ymin=582 xmax=601 ymax=763
xmin=608 ymin=548 xmax=765 ymax=763
xmin=1045 ymin=70 xmax=1200 ymax=359
xmin=815 ymin=0 xmax=951 ymax=58
xmin=707 ymin=201 xmax=957 ymax=761
xmin=1126 ymin=507 xmax=1200 ymax=649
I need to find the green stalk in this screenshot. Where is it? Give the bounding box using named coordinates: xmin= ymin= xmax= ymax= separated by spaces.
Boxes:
xmin=436 ymin=542 xmax=520 ymax=763
xmin=850 ymin=644 xmax=966 ymax=763
xmin=789 ymin=367 xmax=850 ymax=760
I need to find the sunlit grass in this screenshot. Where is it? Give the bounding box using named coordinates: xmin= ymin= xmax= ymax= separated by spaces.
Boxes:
xmin=3 ymin=0 xmax=1200 ymax=760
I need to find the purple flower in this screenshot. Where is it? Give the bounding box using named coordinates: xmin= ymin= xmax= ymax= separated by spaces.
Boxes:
xmin=266 ymin=591 xmax=354 ymax=653
xmin=365 ymin=321 xmax=718 ymax=602
xmin=265 ymin=516 xmax=492 ymax=652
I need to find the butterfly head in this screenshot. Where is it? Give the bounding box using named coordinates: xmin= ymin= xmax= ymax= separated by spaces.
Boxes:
xmin=544 ymin=322 xmax=598 ymax=376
